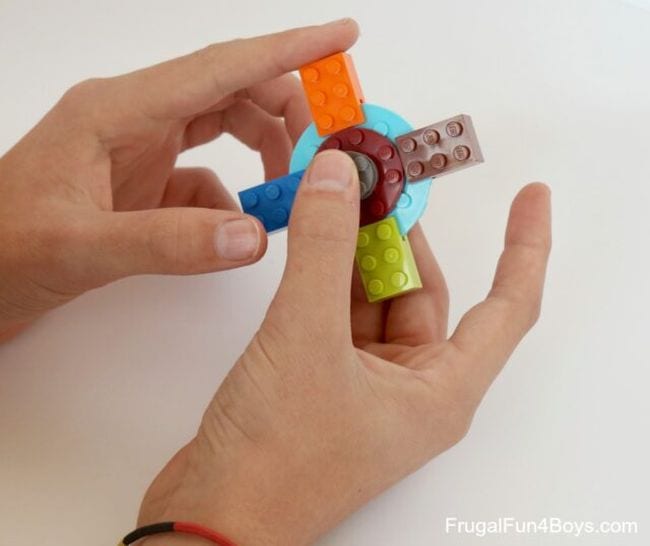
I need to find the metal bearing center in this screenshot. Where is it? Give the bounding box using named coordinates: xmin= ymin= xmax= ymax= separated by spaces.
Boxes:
xmin=345 ymin=151 xmax=378 ymax=200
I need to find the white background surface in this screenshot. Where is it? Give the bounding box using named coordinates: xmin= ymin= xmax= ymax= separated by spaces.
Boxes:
xmin=1 ymin=0 xmax=649 ymax=545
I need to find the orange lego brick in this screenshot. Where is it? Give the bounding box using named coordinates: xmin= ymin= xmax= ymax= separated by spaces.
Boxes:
xmin=299 ymin=52 xmax=365 ymax=137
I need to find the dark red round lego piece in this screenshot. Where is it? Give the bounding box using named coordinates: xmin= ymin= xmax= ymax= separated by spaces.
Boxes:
xmin=318 ymin=127 xmax=405 ymax=226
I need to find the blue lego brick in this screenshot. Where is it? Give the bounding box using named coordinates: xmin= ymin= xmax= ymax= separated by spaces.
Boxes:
xmin=238 ymin=171 xmax=305 ymax=233
xmin=290 ymin=103 xmax=433 ymax=236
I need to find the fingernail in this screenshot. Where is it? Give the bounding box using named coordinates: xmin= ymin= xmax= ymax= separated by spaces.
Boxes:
xmin=214 ymin=219 xmax=260 ymax=261
xmin=326 ymin=17 xmax=352 ymax=26
xmin=307 ymin=151 xmax=354 ymax=192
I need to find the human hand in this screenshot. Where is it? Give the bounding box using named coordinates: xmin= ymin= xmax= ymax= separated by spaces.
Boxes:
xmin=0 ymin=19 xmax=359 ymax=341
xmin=138 ymin=151 xmax=552 ymax=545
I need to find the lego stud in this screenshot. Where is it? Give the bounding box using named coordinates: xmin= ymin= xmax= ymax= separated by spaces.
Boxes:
xmin=373 ymin=121 xmax=389 ymax=136
xmin=317 ymin=114 xmax=334 ymax=130
xmin=446 ymin=121 xmax=463 ymax=137
xmin=332 ymin=83 xmax=349 ymax=98
xmin=361 ymin=255 xmax=377 ymax=271
xmin=310 ymin=91 xmax=326 ymax=106
xmin=321 ymin=137 xmax=342 ymax=150
xmin=376 ymin=222 xmax=393 ymax=240
xmin=378 ymin=145 xmax=394 ymax=160
xmin=452 ymin=145 xmax=471 ymax=161
xmin=346 ymin=151 xmax=378 ymax=200
xmin=384 ymin=247 xmax=399 ymax=263
xmin=241 ymin=192 xmax=259 ymax=208
xmin=407 ymin=161 xmax=425 ymax=178
xmin=399 ymin=137 xmax=417 ymax=153
xmin=430 ymin=154 xmax=447 ymax=170
xmin=368 ymin=279 xmax=385 ymax=295
xmin=423 ymin=129 xmax=440 ymax=145
xmin=264 ymin=184 xmax=281 ymax=200
xmin=326 ymin=60 xmax=342 ymax=74
xmin=357 ymin=232 xmax=371 ymax=247
xmin=348 ymin=129 xmax=365 ymax=145
xmin=340 ymin=106 xmax=356 ymax=121
xmin=391 ymin=271 xmax=407 ymax=287
xmin=384 ymin=169 xmax=401 ymax=185
xmin=271 ymin=208 xmax=288 ymax=223
xmin=303 ymin=68 xmax=319 ymax=83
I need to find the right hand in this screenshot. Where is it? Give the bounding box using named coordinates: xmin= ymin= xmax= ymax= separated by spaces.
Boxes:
xmin=139 ymin=151 xmax=552 ymax=546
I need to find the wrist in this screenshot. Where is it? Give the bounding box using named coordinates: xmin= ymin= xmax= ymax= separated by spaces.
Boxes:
xmin=138 ymin=441 xmax=316 ymax=546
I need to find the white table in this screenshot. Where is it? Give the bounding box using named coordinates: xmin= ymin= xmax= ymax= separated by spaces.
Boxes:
xmin=1 ymin=1 xmax=648 ymax=544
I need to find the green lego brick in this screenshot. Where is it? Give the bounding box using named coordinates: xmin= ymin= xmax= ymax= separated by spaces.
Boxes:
xmin=355 ymin=217 xmax=422 ymax=303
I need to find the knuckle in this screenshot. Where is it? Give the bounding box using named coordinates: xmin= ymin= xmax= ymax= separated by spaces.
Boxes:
xmin=446 ymin=392 xmax=475 ymax=441
xmin=525 ymin=297 xmax=543 ymax=328
xmin=440 ymin=391 xmax=475 ymax=447
xmin=23 ymin=216 xmax=93 ymax=277
xmin=507 ymin=292 xmax=543 ymax=331
xmin=32 ymin=215 xmax=83 ymax=249
xmin=203 ymin=37 xmax=244 ymax=59
xmin=493 ymin=290 xmax=543 ymax=334
xmin=430 ymin=389 xmax=475 ymax=449
xmin=447 ymin=412 xmax=473 ymax=447
xmin=438 ymin=282 xmax=451 ymax=311
xmin=195 ymin=43 xmax=219 ymax=66
xmin=195 ymin=42 xmax=236 ymax=99
xmin=58 ymin=78 xmax=107 ymax=112
xmin=192 ymin=166 xmax=219 ymax=183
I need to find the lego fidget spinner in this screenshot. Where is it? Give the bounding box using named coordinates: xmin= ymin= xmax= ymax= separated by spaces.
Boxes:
xmin=238 ymin=52 xmax=484 ymax=303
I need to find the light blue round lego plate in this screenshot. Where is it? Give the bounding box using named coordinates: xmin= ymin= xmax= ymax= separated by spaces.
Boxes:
xmin=290 ymin=103 xmax=432 ymax=236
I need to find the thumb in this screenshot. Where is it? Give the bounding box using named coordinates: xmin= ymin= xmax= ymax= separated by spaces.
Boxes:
xmin=271 ymin=150 xmax=360 ymax=331
xmin=88 ymin=207 xmax=267 ymax=280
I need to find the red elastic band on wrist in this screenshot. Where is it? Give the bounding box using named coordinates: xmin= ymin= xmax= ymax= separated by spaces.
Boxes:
xmin=118 ymin=521 xmax=237 ymax=546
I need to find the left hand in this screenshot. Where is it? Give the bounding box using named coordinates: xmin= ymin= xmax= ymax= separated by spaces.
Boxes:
xmin=0 ymin=19 xmax=359 ymax=341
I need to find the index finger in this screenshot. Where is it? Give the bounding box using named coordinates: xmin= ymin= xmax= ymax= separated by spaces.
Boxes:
xmin=123 ymin=18 xmax=359 ymax=120
xmin=242 ymin=74 xmax=312 ymax=145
